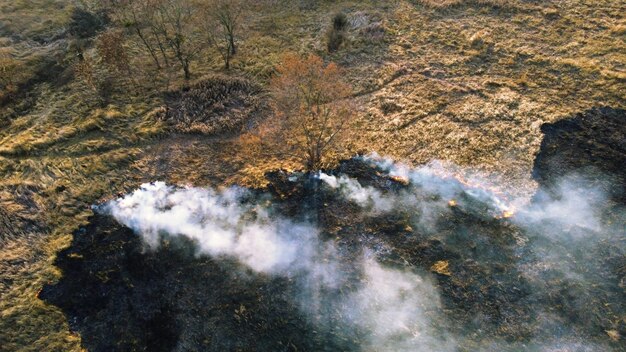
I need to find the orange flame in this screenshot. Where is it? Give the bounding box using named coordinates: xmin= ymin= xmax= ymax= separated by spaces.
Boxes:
xmin=502 ymin=210 xmax=515 ymax=218
xmin=426 ymin=167 xmax=516 ymax=218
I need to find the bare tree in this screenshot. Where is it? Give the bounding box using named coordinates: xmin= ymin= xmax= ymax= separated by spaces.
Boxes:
xmin=110 ymin=0 xmax=245 ymax=77
xmin=110 ymin=0 xmax=163 ymax=69
xmin=152 ymin=0 xmax=204 ymax=79
xmin=110 ymin=0 xmax=204 ymax=79
xmin=199 ymin=0 xmax=242 ymax=70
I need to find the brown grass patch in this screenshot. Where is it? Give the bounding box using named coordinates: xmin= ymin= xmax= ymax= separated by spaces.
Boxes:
xmin=418 ymin=0 xmax=516 ymax=9
xmin=159 ymin=75 xmax=267 ymax=135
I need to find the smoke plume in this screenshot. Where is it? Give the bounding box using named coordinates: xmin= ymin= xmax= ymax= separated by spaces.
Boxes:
xmin=103 ymin=182 xmax=317 ymax=274
xmin=101 ymin=180 xmax=451 ymax=350
xmin=100 ymin=154 xmax=624 ymax=351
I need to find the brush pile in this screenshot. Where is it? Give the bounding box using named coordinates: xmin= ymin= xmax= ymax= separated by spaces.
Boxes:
xmin=160 ymin=75 xmax=266 ymax=135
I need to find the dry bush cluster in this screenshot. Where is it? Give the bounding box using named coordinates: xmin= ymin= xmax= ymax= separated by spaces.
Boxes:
xmin=67 ymin=6 xmax=108 ymax=39
xmin=0 ymin=51 xmax=24 ymax=102
xmin=0 ymin=46 xmax=31 ymax=104
xmin=346 ymin=11 xmax=387 ymax=51
xmin=325 ymin=10 xmax=386 ymax=55
xmin=159 ymin=75 xmax=265 ymax=135
xmin=353 ymin=13 xmax=385 ymax=42
xmin=72 ymin=55 xmax=116 ymax=106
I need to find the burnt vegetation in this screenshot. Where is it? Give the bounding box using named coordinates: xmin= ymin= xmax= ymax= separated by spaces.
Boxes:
xmin=532 ymin=107 xmax=626 ymax=204
xmin=42 ymin=108 xmax=625 ymax=351
xmin=43 ymin=153 xmax=625 ymax=351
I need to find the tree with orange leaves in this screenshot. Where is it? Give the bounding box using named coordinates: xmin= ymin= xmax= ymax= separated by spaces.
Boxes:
xmin=243 ymin=54 xmax=355 ymax=171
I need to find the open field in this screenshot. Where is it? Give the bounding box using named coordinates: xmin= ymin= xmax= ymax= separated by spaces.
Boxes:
xmin=0 ymin=0 xmax=625 ymax=350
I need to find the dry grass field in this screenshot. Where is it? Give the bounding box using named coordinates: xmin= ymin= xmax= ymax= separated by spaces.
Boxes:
xmin=0 ymin=0 xmax=624 ymax=350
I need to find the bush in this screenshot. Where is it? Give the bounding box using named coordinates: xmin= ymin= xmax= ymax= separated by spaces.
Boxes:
xmin=327 ymin=29 xmax=345 ymax=53
xmin=332 ymin=12 xmax=348 ymax=31
xmin=96 ymin=29 xmax=130 ymax=74
xmin=68 ymin=8 xmax=108 ymax=39
xmin=379 ymin=101 xmax=402 ymax=115
xmin=0 ymin=52 xmax=24 ymax=101
xmin=96 ymin=76 xmax=114 ymax=107
xmin=327 ymin=12 xmax=348 ymax=53
xmin=360 ymin=22 xmax=385 ymax=41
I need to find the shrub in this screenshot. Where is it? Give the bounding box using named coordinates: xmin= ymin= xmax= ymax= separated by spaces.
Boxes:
xmin=332 ymin=12 xmax=348 ymax=31
xmin=327 ymin=29 xmax=345 ymax=53
xmin=380 ymin=101 xmax=402 ymax=115
xmin=0 ymin=52 xmax=24 ymax=101
xmin=96 ymin=29 xmax=130 ymax=74
xmin=96 ymin=76 xmax=114 ymax=106
xmin=360 ymin=22 xmax=385 ymax=41
xmin=327 ymin=12 xmax=348 ymax=53
xmin=73 ymin=57 xmax=96 ymax=89
xmin=68 ymin=7 xmax=108 ymax=39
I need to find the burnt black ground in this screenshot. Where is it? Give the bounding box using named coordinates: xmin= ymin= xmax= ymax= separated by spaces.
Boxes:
xmin=41 ymin=107 xmax=626 ymax=351
xmin=532 ymin=107 xmax=626 ymax=204
xmin=40 ymin=215 xmax=358 ymax=352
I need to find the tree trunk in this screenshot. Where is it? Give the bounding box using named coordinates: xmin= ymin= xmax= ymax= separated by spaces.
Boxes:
xmin=229 ymin=33 xmax=236 ymax=55
xmin=224 ymin=53 xmax=230 ymax=70
xmin=183 ymin=60 xmax=190 ymax=79
xmin=154 ymin=34 xmax=171 ymax=67
xmin=180 ymin=57 xmax=191 ymax=80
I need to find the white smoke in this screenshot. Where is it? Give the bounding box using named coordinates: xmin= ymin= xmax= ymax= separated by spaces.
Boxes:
xmin=362 ymin=152 xmax=614 ymax=234
xmin=101 ymin=181 xmax=451 ymax=350
xmin=326 ymin=154 xmax=624 ymax=351
xmin=514 ymin=177 xmax=607 ymax=235
xmin=345 ymin=257 xmax=455 ymax=352
xmin=318 ymin=173 xmax=393 ymax=212
xmin=365 ymin=152 xmax=515 ymax=215
xmin=102 ymin=182 xmax=317 ymax=274
xmin=318 ymin=154 xmax=517 ymax=234
xmin=100 ymin=153 xmax=623 ymax=351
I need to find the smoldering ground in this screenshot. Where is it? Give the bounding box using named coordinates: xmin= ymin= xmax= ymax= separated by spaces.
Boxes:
xmin=98 ymin=179 xmax=456 ymax=352
xmin=41 ymin=108 xmax=625 ymax=351
xmin=41 ymin=154 xmax=624 ymax=352
xmin=320 ymin=154 xmax=625 ymax=351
